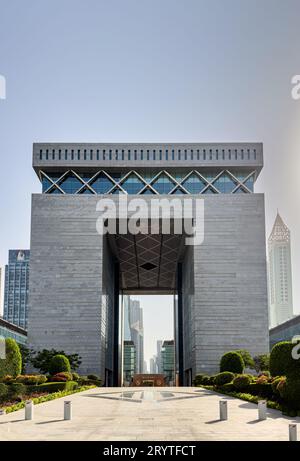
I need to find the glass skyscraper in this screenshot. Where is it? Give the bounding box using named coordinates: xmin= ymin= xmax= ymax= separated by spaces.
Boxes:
xmin=3 ymin=250 xmax=30 ymax=329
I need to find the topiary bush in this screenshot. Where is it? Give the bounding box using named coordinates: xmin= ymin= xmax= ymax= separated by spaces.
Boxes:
xmin=51 ymin=372 xmax=73 ymax=382
xmin=278 ymin=376 xmax=300 ymax=410
xmin=220 ymin=351 xmax=244 ymax=374
xmin=193 ymin=374 xmax=206 ymax=386
xmin=247 ymin=382 xmax=274 ymax=399
xmin=270 ymin=341 xmax=300 ymax=378
xmin=9 ymin=383 xmax=27 ymax=400
xmin=49 ymin=355 xmax=71 ymax=375
xmin=214 ymin=372 xmax=235 ymax=386
xmin=72 ymin=372 xmax=80 ymax=381
xmin=271 ymin=376 xmax=285 ymax=396
xmin=0 ymin=383 xmax=8 ymax=401
xmin=87 ymin=374 xmax=99 ymax=381
xmin=0 ymin=339 xmax=22 ymax=378
xmin=36 ymin=381 xmax=78 ymax=393
xmin=16 ymin=375 xmax=47 ymax=385
xmin=233 ymin=374 xmax=251 ymax=390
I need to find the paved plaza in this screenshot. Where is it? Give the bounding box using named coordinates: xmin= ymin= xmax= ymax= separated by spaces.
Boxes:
xmin=0 ymin=387 xmax=298 ymax=441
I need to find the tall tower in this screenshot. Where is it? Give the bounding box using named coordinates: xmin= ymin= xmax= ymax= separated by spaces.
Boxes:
xmin=268 ymin=212 xmax=293 ymax=327
xmin=3 ymin=250 xmax=30 ymax=329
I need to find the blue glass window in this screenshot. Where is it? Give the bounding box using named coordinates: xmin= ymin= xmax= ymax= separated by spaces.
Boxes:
xmin=121 ymin=173 xmax=145 ymax=194
xmin=182 ymin=173 xmax=205 ymax=193
xmin=152 ymin=173 xmax=175 ymax=194
xmin=59 ymin=173 xmax=83 ymax=193
xmin=212 ymin=173 xmax=237 ymax=193
xmin=90 ymin=173 xmax=114 ymax=193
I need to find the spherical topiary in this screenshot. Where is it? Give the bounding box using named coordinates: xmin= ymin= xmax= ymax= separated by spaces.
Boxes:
xmin=220 ymin=351 xmax=244 ymax=374
xmin=233 ymin=374 xmax=251 ymax=390
xmin=270 ymin=341 xmax=300 ymax=378
xmin=214 ymin=372 xmax=235 ymax=386
xmin=193 ymin=374 xmax=206 ymax=386
xmin=48 ymin=355 xmax=71 ymax=375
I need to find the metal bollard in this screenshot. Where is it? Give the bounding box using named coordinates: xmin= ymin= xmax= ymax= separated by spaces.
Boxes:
xmin=219 ymin=400 xmax=228 ymax=420
xmin=25 ymin=400 xmax=34 ymax=420
xmin=258 ymin=400 xmax=267 ymax=420
xmin=64 ymin=401 xmax=72 ymax=420
xmin=289 ymin=424 xmax=297 ymax=441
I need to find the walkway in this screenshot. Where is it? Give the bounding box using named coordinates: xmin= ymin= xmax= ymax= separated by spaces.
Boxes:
xmin=0 ymin=387 xmax=298 ymax=441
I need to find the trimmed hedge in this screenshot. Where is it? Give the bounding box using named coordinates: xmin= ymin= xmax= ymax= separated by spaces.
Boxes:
xmin=193 ymin=374 xmax=206 ymax=386
xmin=220 ymin=351 xmax=244 ymax=374
xmin=9 ymin=383 xmax=27 ymax=399
xmin=0 ymin=339 xmax=22 ymax=378
xmin=48 ymin=355 xmax=71 ymax=375
xmin=34 ymin=381 xmax=78 ymax=393
xmin=0 ymin=383 xmax=8 ymax=401
xmin=51 ymin=372 xmax=73 ymax=382
xmin=279 ymin=377 xmax=300 ymax=410
xmin=2 ymin=385 xmax=95 ymax=414
xmin=214 ymin=372 xmax=234 ymax=386
xmin=233 ymin=374 xmax=251 ymax=390
xmin=15 ymin=375 xmax=47 ymax=385
xmin=271 ymin=376 xmax=284 ymax=396
xmin=246 ymin=382 xmax=273 ymax=399
xmin=270 ymin=341 xmax=299 ymax=378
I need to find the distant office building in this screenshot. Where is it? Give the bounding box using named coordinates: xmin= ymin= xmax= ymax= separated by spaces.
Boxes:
xmin=162 ymin=340 xmax=175 ymax=385
xmin=268 ymin=213 xmax=293 ymax=327
xmin=128 ymin=299 xmax=144 ymax=373
xmin=0 ymin=317 xmax=27 ymax=345
xmin=123 ymin=297 xmax=144 ymax=374
xmin=3 ymin=250 xmax=30 ymax=329
xmin=123 ymin=340 xmax=136 ymax=384
xmin=269 ymin=314 xmax=300 ymax=350
xmin=156 ymin=340 xmax=163 ymax=373
xmin=149 ymin=356 xmax=157 ymax=374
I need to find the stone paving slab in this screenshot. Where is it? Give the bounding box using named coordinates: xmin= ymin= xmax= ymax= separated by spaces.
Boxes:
xmin=0 ymin=387 xmax=299 ymax=441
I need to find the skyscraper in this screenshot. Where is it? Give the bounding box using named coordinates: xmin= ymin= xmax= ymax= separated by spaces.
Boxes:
xmin=3 ymin=250 xmax=30 ymax=329
xmin=128 ymin=299 xmax=144 ymax=374
xmin=156 ymin=340 xmax=163 ymax=373
xmin=268 ymin=212 xmax=293 ymax=327
xmin=161 ymin=340 xmax=175 ymax=385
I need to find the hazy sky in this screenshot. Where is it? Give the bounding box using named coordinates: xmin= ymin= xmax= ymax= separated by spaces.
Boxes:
xmin=1 ymin=0 xmax=300 ymax=361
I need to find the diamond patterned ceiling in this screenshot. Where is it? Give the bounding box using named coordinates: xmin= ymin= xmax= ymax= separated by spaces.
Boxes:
xmin=108 ymin=222 xmax=186 ymax=292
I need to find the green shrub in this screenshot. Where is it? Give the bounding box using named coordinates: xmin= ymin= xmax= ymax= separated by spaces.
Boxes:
xmin=220 ymin=351 xmax=244 ymax=374
xmin=193 ymin=374 xmax=206 ymax=386
xmin=278 ymin=376 xmax=300 ymax=409
xmin=48 ymin=355 xmax=71 ymax=375
xmin=214 ymin=372 xmax=234 ymax=386
xmin=271 ymin=376 xmax=285 ymax=396
xmin=72 ymin=372 xmax=80 ymax=381
xmin=9 ymin=383 xmax=27 ymax=399
xmin=87 ymin=374 xmax=99 ymax=381
xmin=234 ymin=350 xmax=255 ymax=369
xmin=233 ymin=374 xmax=251 ymax=390
xmin=270 ymin=341 xmax=300 ymax=378
xmin=16 ymin=375 xmax=47 ymax=385
xmin=219 ymin=382 xmax=236 ymax=392
xmin=200 ymin=375 xmax=211 ymax=385
xmin=36 ymin=381 xmax=78 ymax=393
xmin=0 ymin=383 xmax=8 ymax=401
xmin=247 ymin=382 xmax=273 ymax=399
xmin=0 ymin=339 xmax=22 ymax=378
xmin=50 ymin=372 xmax=73 ymax=382
xmin=0 ymin=375 xmax=15 ymax=384
xmin=259 ymin=370 xmax=271 ymax=378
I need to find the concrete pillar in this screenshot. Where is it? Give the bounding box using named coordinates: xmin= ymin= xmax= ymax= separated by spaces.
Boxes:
xmin=219 ymin=401 xmax=228 ymax=420
xmin=64 ymin=401 xmax=72 ymax=420
xmin=258 ymin=400 xmax=267 ymax=420
xmin=25 ymin=400 xmax=34 ymax=420
xmin=289 ymin=424 xmax=297 ymax=441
